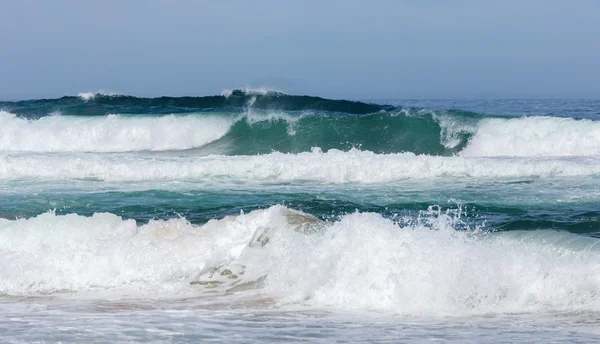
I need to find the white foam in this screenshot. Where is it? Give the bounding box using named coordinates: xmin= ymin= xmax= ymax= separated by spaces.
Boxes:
xmin=77 ymin=92 xmax=96 ymax=101
xmin=434 ymin=113 xmax=478 ymax=149
xmin=0 ymin=206 xmax=313 ymax=296
xmin=77 ymin=90 xmax=119 ymax=101
xmin=1 ymin=148 xmax=600 ymax=182
xmin=261 ymin=211 xmax=600 ymax=315
xmin=221 ymin=87 xmax=281 ymax=98
xmin=461 ymin=116 xmax=600 ymax=157
xmin=1 ymin=206 xmax=600 ymax=315
xmin=0 ymin=111 xmax=233 ymax=152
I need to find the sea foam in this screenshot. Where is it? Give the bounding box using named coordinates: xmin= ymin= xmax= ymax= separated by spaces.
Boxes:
xmin=221 ymin=87 xmax=281 ymax=98
xmin=77 ymin=90 xmax=119 ymax=101
xmin=0 ymin=111 xmax=233 ymax=152
xmin=461 ymin=116 xmax=600 ymax=157
xmin=4 ymin=108 xmax=600 ymax=157
xmin=2 ymin=148 xmax=600 ymax=182
xmin=1 ymin=206 xmax=599 ymax=315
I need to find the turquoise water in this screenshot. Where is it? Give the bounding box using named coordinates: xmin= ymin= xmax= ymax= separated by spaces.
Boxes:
xmin=1 ymin=91 xmax=600 ymax=342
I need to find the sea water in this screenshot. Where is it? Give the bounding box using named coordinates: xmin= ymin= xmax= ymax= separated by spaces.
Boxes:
xmin=1 ymin=91 xmax=600 ymax=342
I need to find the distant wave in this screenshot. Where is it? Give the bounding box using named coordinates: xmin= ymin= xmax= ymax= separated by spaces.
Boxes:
xmin=3 ymin=89 xmax=390 ymax=116
xmin=77 ymin=90 xmax=120 ymax=101
xmin=0 ymin=108 xmax=476 ymax=154
xmin=221 ymin=87 xmax=279 ymax=97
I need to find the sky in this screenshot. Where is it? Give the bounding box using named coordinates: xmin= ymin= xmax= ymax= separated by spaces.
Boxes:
xmin=1 ymin=0 xmax=599 ymax=100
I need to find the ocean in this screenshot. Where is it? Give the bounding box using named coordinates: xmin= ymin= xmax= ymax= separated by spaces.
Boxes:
xmin=1 ymin=90 xmax=600 ymax=342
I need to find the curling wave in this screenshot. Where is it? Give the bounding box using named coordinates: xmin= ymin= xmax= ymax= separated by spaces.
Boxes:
xmin=0 ymin=109 xmax=474 ymax=154
xmin=461 ymin=116 xmax=600 ymax=157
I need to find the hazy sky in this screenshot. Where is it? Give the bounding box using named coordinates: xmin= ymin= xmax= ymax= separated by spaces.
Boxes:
xmin=1 ymin=0 xmax=599 ymax=99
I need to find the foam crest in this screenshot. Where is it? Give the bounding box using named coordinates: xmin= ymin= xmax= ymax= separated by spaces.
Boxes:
xmin=77 ymin=92 xmax=96 ymax=101
xmin=2 ymin=149 xmax=600 ymax=182
xmin=0 ymin=111 xmax=233 ymax=152
xmin=461 ymin=116 xmax=600 ymax=157
xmin=77 ymin=90 xmax=119 ymax=100
xmin=221 ymin=87 xmax=281 ymax=98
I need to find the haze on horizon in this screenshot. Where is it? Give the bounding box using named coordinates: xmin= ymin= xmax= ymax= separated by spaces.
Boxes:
xmin=1 ymin=0 xmax=599 ymax=100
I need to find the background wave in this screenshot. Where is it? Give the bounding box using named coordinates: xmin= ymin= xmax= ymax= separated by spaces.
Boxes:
xmin=2 ymin=206 xmax=600 ymax=315
xmin=2 ymin=89 xmax=391 ymax=117
xmin=0 ymin=109 xmax=475 ymax=154
xmin=461 ymin=116 xmax=600 ymax=157
xmin=3 ymin=90 xmax=600 ymax=157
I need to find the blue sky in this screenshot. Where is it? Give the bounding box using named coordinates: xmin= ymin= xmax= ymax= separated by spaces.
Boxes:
xmin=1 ymin=0 xmax=599 ymax=99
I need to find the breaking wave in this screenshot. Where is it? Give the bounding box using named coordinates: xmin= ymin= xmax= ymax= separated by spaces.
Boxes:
xmin=460 ymin=116 xmax=600 ymax=157
xmin=1 ymin=206 xmax=600 ymax=315
xmin=2 ymin=90 xmax=600 ymax=156
xmin=0 ymin=111 xmax=233 ymax=152
xmin=1 ymin=148 xmax=600 ymax=182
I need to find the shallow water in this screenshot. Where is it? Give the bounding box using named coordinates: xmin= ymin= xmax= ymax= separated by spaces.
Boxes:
xmin=3 ymin=299 xmax=600 ymax=343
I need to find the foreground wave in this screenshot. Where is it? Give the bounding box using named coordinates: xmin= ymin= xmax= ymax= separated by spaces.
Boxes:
xmin=1 ymin=205 xmax=599 ymax=315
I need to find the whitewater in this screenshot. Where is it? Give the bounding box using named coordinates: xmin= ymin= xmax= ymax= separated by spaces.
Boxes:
xmin=2 ymin=92 xmax=600 ymax=342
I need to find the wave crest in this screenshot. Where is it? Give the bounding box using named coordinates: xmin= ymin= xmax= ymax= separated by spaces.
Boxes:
xmin=461 ymin=116 xmax=600 ymax=157
xmin=3 ymin=91 xmax=600 ymax=157
xmin=0 ymin=110 xmax=474 ymax=154
xmin=221 ymin=87 xmax=281 ymax=98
